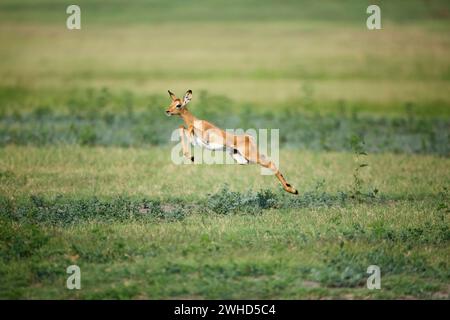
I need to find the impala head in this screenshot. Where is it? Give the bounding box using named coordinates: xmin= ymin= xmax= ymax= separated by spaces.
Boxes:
xmin=165 ymin=89 xmax=192 ymax=116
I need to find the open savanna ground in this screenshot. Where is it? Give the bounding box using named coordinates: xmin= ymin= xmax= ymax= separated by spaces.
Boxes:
xmin=0 ymin=0 xmax=449 ymax=299
xmin=0 ymin=146 xmax=449 ymax=299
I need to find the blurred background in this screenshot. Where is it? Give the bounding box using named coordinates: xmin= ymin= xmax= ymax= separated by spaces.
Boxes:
xmin=0 ymin=0 xmax=449 ymax=154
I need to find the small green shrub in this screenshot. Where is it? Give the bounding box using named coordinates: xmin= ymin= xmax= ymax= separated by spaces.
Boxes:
xmin=0 ymin=219 xmax=49 ymax=261
xmin=206 ymin=186 xmax=278 ymax=215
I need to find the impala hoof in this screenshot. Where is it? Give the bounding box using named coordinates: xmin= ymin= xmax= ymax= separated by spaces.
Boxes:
xmin=285 ymin=186 xmax=298 ymax=195
xmin=190 ymin=156 xmax=194 ymax=162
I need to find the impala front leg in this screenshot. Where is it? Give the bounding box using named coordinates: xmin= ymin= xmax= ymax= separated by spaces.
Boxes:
xmin=179 ymin=125 xmax=194 ymax=162
xmin=187 ymin=125 xmax=195 ymax=138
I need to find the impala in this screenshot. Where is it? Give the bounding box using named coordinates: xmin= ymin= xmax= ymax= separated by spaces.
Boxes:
xmin=165 ymin=90 xmax=298 ymax=194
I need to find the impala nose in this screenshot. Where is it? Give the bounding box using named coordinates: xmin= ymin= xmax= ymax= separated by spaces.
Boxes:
xmin=165 ymin=110 xmax=171 ymax=116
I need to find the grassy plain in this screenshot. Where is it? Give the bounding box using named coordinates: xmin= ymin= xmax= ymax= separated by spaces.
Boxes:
xmin=0 ymin=0 xmax=449 ymax=299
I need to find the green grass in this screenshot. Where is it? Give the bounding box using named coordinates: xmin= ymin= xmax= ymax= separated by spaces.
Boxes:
xmin=1 ymin=3 xmax=449 ymax=113
xmin=0 ymin=0 xmax=449 ymax=299
xmin=0 ymin=146 xmax=449 ymax=299
xmin=1 ymin=100 xmax=448 ymax=154
xmin=1 ymin=0 xmax=449 ymax=25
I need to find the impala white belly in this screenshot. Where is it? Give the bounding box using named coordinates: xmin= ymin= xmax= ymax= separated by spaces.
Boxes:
xmin=191 ymin=133 xmax=249 ymax=164
xmin=192 ymin=135 xmax=226 ymax=151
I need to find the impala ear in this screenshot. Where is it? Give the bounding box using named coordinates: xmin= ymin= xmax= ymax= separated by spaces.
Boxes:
xmin=182 ymin=90 xmax=192 ymax=106
xmin=168 ymin=90 xmax=176 ymax=101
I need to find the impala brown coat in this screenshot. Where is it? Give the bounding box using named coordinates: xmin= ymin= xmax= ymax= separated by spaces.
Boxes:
xmin=165 ymin=90 xmax=297 ymax=194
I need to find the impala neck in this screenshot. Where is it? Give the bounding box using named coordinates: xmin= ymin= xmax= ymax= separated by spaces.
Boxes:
xmin=180 ymin=108 xmax=196 ymax=127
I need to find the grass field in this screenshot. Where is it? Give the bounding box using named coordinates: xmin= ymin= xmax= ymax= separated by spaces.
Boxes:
xmin=0 ymin=0 xmax=449 ymax=299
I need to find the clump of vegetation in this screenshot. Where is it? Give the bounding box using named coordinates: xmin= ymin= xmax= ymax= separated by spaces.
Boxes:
xmin=205 ymin=185 xmax=380 ymax=214
xmin=0 ymin=186 xmax=374 ymax=227
xmin=206 ymin=186 xmax=278 ymax=215
xmin=1 ymin=195 xmax=191 ymax=226
xmin=1 ymin=186 xmax=393 ymax=226
xmin=339 ymin=220 xmax=449 ymax=246
xmin=0 ymin=218 xmax=49 ymax=261
xmin=349 ymin=134 xmax=378 ymax=201
xmin=0 ymin=90 xmax=448 ymax=155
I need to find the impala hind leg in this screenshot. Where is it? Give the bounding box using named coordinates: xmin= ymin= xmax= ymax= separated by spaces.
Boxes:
xmin=179 ymin=125 xmax=194 ymax=162
xmin=240 ymin=137 xmax=298 ymax=195
xmin=257 ymin=156 xmax=298 ymax=194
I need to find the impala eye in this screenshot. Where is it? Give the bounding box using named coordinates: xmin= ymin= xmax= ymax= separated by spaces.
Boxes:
xmin=176 ymin=104 xmax=182 ymax=109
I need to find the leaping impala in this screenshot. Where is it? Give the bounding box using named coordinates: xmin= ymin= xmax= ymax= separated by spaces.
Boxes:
xmin=165 ymin=89 xmax=298 ymax=195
